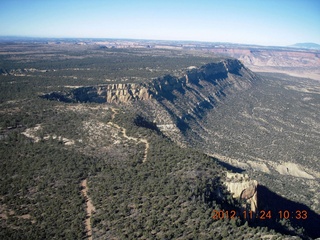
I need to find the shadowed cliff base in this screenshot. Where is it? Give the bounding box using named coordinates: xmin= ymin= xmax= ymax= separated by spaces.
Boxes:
xmin=210 ymin=155 xmax=319 ymax=239
xmin=213 ymin=157 xmax=246 ymax=174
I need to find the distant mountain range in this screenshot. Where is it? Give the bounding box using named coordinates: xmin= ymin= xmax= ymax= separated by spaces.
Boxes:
xmin=289 ymin=42 xmax=320 ymax=49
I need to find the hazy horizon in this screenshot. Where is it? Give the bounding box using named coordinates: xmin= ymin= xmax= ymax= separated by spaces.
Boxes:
xmin=1 ymin=0 xmax=319 ymax=46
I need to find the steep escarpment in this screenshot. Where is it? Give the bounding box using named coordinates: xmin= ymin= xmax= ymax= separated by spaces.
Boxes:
xmin=133 ymin=59 xmax=257 ymax=140
xmin=82 ymin=59 xmax=250 ymax=104
xmin=42 ymin=59 xmax=258 ymax=136
xmin=42 ymin=59 xmax=255 ymax=103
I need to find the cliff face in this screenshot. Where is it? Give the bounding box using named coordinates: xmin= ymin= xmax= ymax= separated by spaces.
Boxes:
xmin=138 ymin=59 xmax=256 ymax=132
xmin=225 ymin=172 xmax=258 ymax=214
xmin=105 ymin=83 xmax=152 ymax=103
xmin=99 ymin=58 xmax=254 ymax=103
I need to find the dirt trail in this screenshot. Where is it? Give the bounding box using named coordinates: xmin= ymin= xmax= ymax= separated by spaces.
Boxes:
xmin=109 ymin=108 xmax=149 ymax=162
xmin=80 ymin=108 xmax=149 ymax=238
xmin=81 ymin=179 xmax=95 ymax=240
xmin=110 ymin=107 xmax=118 ymax=121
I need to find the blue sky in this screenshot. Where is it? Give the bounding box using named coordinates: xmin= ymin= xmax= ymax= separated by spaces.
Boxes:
xmin=1 ymin=0 xmax=319 ymax=46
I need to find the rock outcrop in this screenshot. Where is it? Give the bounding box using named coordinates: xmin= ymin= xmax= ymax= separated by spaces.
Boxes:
xmin=225 ymin=172 xmax=258 ymax=214
xmin=105 ymin=83 xmax=152 ymax=103
xmin=1 ymin=68 xmax=51 ymax=76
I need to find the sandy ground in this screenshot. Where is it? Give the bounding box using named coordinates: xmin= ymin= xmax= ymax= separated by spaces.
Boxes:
xmin=21 ymin=125 xmax=75 ymax=145
xmin=275 ymin=162 xmax=315 ymax=179
xmin=21 ymin=124 xmax=42 ymax=142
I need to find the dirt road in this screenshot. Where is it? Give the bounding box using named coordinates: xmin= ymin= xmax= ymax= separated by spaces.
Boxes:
xmin=109 ymin=108 xmax=149 ymax=162
xmin=81 ymin=179 xmax=95 ymax=240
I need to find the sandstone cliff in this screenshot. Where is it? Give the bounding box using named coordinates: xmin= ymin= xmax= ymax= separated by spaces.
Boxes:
xmin=105 ymin=83 xmax=152 ymax=103
xmin=225 ymin=172 xmax=258 ymax=214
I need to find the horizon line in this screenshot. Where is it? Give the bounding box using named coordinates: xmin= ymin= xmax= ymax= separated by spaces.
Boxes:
xmin=1 ymin=35 xmax=320 ymax=48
